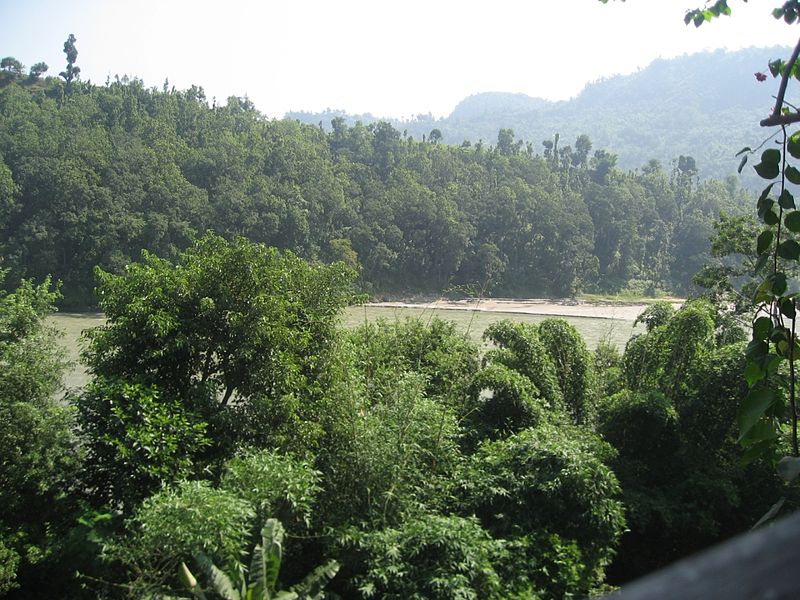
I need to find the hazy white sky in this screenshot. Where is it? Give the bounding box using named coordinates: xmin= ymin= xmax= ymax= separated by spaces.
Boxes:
xmin=1 ymin=0 xmax=797 ymax=119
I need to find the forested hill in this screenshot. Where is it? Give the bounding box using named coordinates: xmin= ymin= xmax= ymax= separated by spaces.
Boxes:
xmin=289 ymin=46 xmax=788 ymax=182
xmin=0 ymin=69 xmax=752 ymax=308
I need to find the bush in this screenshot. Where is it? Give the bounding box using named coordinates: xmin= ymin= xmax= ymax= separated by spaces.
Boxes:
xmin=0 ymin=274 xmax=82 ymax=597
xmin=221 ymin=449 xmax=321 ymax=528
xmin=317 ymin=372 xmax=463 ymax=528
xmin=597 ymin=390 xmax=680 ymax=486
xmin=482 ymin=320 xmax=563 ymax=410
xmin=343 ymin=513 xmax=503 ymax=600
xmin=75 ymin=377 xmax=210 ymax=510
xmin=537 ymin=318 xmax=597 ymax=425
xmin=463 ymin=363 xmax=544 ymax=441
xmin=458 ymin=423 xmax=625 ymax=595
xmin=594 ymin=339 xmax=624 ymax=398
xmin=348 ymin=316 xmax=479 ymax=405
xmin=106 ymin=481 xmax=255 ymax=594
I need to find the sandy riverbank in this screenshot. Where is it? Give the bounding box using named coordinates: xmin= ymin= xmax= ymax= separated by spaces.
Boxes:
xmin=369 ymin=298 xmax=683 ymax=322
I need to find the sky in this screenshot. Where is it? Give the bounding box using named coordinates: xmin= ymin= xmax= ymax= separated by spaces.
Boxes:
xmin=1 ymin=0 xmax=798 ymax=119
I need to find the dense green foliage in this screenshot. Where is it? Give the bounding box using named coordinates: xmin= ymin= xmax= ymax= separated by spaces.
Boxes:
xmin=1 ymin=30 xmax=793 ymax=598
xmin=289 ymin=47 xmax=784 ymax=186
xmin=0 ymin=272 xmax=84 ymax=596
xmin=0 ymin=69 xmax=751 ymax=307
xmin=0 ymin=231 xmax=789 ymax=598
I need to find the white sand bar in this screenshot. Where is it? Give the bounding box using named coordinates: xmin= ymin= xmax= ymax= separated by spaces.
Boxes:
xmin=369 ymin=299 xmax=683 ymax=322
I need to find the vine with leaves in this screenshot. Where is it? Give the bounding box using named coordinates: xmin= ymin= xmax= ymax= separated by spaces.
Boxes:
xmin=598 ymin=0 xmax=800 ymax=499
xmin=729 ymin=3 xmax=800 ymax=494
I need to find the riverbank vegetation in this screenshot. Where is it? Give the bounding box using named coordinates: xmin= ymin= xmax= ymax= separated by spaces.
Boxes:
xmin=0 ymin=65 xmax=751 ymax=308
xmin=0 ymin=234 xmax=788 ymax=598
xmin=1 ymin=24 xmax=795 ymax=598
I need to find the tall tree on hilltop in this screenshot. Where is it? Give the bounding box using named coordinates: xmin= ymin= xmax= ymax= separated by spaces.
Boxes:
xmin=59 ymin=34 xmax=80 ymax=88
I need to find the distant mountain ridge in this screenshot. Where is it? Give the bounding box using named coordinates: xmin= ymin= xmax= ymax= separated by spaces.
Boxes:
xmin=287 ymin=46 xmax=790 ymax=182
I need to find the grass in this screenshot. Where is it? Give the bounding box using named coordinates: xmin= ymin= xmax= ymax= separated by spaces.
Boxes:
xmin=50 ymin=306 xmax=638 ymax=391
xmin=577 ymin=292 xmax=684 ymax=305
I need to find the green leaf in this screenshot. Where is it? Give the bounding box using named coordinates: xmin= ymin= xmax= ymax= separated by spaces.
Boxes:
xmin=291 ymin=560 xmax=340 ymax=599
xmin=261 ymin=519 xmax=284 ymax=592
xmin=778 ymin=240 xmax=800 ymax=260
xmin=744 ymin=360 xmax=765 ymax=386
xmin=763 ymin=148 xmax=781 ymax=164
xmin=195 ymin=553 xmax=239 ymax=600
xmin=736 ymin=146 xmax=752 ymax=157
xmin=757 ymin=230 xmax=774 ymax=254
xmin=250 ymin=542 xmax=267 ymax=598
xmin=755 ymin=316 xmax=774 ymax=338
xmin=787 ymin=166 xmax=800 ymax=185
xmin=770 ymin=326 xmax=789 ymax=343
xmin=788 ymin=131 xmax=800 ymax=158
xmin=754 ymin=277 xmax=775 ymax=303
xmin=737 ymin=387 xmax=776 ymax=440
xmin=764 ymin=208 xmax=780 ymax=226
xmin=774 ymin=272 xmax=788 ymax=295
xmin=755 ymin=161 xmax=780 ymax=180
xmin=780 ymin=189 xmax=796 ymax=209
xmin=781 ymin=298 xmax=797 ymax=319
xmin=753 ymin=317 xmax=773 ymax=341
xmin=789 ymin=338 xmax=800 ymax=361
xmin=738 ymin=154 xmax=748 ymax=173
xmin=759 ymin=183 xmax=777 ymax=202
xmin=747 ymin=419 xmax=779 ymax=443
xmin=785 ymin=211 xmax=800 ymax=233
xmin=741 ymin=438 xmax=775 ymax=465
xmin=766 ymin=353 xmax=784 ymax=375
xmin=755 ymin=149 xmax=781 ymax=179
xmin=746 ymin=339 xmax=769 ymax=361
xmin=777 ymin=456 xmax=800 ymax=483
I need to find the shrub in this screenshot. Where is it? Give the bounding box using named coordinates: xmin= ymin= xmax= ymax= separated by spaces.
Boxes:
xmin=458 ymin=423 xmax=625 ymax=595
xmin=343 ymin=513 xmax=503 ymax=600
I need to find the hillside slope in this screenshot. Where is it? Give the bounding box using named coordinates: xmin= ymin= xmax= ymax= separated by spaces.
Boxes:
xmin=288 ymin=46 xmax=788 ymax=182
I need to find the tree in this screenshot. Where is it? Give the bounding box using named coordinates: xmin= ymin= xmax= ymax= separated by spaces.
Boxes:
xmin=496 ymin=128 xmax=517 ymax=155
xmin=80 ymin=233 xmax=359 ymax=481
xmin=76 ymin=377 xmax=211 ymax=509
xmin=59 ymin=34 xmax=81 ymax=86
xmin=458 ymin=423 xmax=626 ymax=597
xmin=464 ymin=363 xmax=544 ymax=441
xmin=537 ymin=318 xmax=598 ymax=425
xmin=0 ymin=57 xmax=24 ymax=77
xmin=590 ymin=149 xmax=618 ymax=184
xmin=600 ymin=0 xmax=800 ymax=479
xmin=343 ymin=514 xmax=502 ymax=600
xmin=0 ymin=272 xmax=81 ymax=595
xmin=104 ymin=452 xmax=333 ymax=597
xmin=84 ymin=233 xmax=357 ymax=404
xmin=28 ymin=62 xmax=48 ymax=80
xmin=573 ymin=134 xmax=593 ymax=168
xmin=482 ymin=320 xmax=564 ymax=411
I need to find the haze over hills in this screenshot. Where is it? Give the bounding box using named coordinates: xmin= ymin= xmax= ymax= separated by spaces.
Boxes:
xmin=288 ymin=46 xmax=790 ymax=183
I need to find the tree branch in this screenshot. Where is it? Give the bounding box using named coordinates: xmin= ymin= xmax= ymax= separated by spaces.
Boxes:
xmin=761 ymin=112 xmax=800 ymax=127
xmin=761 ymin=36 xmax=800 ymax=128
